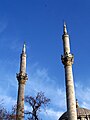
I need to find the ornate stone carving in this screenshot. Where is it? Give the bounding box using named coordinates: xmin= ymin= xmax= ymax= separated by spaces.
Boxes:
xmin=61 ymin=53 xmax=74 ymax=66
xmin=16 ymin=73 xmax=28 ymax=84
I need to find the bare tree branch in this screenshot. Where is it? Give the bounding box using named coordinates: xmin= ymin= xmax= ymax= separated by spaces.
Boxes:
xmin=25 ymin=92 xmax=50 ymax=120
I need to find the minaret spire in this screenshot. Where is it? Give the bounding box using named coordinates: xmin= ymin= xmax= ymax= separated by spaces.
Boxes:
xmin=63 ymin=22 xmax=67 ymax=34
xmin=62 ymin=22 xmax=70 ymax=55
xmin=22 ymin=42 xmax=26 ymax=53
xmin=61 ymin=23 xmax=77 ymax=120
xmin=16 ymin=43 xmax=28 ymax=120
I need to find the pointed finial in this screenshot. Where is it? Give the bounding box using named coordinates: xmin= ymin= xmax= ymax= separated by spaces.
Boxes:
xmin=22 ymin=42 xmax=26 ymax=53
xmin=63 ymin=21 xmax=67 ymax=34
xmin=76 ymin=99 xmax=79 ymax=108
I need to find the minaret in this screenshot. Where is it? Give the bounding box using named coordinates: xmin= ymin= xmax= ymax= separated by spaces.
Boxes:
xmin=61 ymin=23 xmax=77 ymax=120
xmin=16 ymin=43 xmax=28 ymax=120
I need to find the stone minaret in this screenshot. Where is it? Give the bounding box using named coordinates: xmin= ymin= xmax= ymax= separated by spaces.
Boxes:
xmin=61 ymin=23 xmax=77 ymax=120
xmin=16 ymin=43 xmax=28 ymax=120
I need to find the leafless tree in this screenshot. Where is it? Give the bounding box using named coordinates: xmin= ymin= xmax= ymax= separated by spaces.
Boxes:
xmin=25 ymin=92 xmax=50 ymax=120
xmin=0 ymin=103 xmax=17 ymax=120
xmin=0 ymin=99 xmax=8 ymax=119
xmin=0 ymin=92 xmax=50 ymax=120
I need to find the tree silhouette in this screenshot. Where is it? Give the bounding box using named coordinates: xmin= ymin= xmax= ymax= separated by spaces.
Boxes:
xmin=25 ymin=92 xmax=50 ymax=120
xmin=0 ymin=92 xmax=50 ymax=120
xmin=0 ymin=99 xmax=8 ymax=119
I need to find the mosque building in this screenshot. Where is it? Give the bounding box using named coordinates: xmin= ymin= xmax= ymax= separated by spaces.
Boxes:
xmin=59 ymin=23 xmax=90 ymax=120
xmin=15 ymin=24 xmax=90 ymax=120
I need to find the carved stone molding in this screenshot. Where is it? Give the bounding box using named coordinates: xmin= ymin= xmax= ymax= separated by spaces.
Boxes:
xmin=61 ymin=54 xmax=74 ymax=66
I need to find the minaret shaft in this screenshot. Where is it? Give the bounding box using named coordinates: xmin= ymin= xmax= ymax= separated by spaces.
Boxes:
xmin=65 ymin=65 xmax=77 ymax=120
xmin=61 ymin=24 xmax=77 ymax=120
xmin=20 ymin=53 xmax=26 ymax=74
xmin=16 ymin=43 xmax=28 ymax=120
xmin=62 ymin=34 xmax=70 ymax=55
xmin=17 ymin=83 xmax=25 ymax=119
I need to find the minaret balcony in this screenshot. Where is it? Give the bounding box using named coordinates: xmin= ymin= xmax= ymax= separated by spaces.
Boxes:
xmin=61 ymin=53 xmax=74 ymax=66
xmin=16 ymin=72 xmax=28 ymax=82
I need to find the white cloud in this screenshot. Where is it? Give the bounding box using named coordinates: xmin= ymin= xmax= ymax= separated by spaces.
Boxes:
xmin=44 ymin=108 xmax=63 ymax=120
xmin=25 ymin=65 xmax=90 ymax=119
xmin=26 ymin=66 xmax=66 ymax=108
xmin=0 ymin=63 xmax=90 ymax=120
xmin=75 ymin=82 xmax=90 ymax=109
xmin=0 ymin=95 xmax=16 ymax=110
xmin=25 ymin=65 xmax=66 ymax=119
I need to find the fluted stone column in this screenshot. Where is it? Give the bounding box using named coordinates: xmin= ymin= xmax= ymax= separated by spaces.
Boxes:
xmin=61 ymin=23 xmax=77 ymax=120
xmin=16 ymin=43 xmax=28 ymax=120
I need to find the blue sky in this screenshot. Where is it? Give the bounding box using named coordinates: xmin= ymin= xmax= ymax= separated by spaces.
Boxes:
xmin=0 ymin=0 xmax=90 ymax=119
